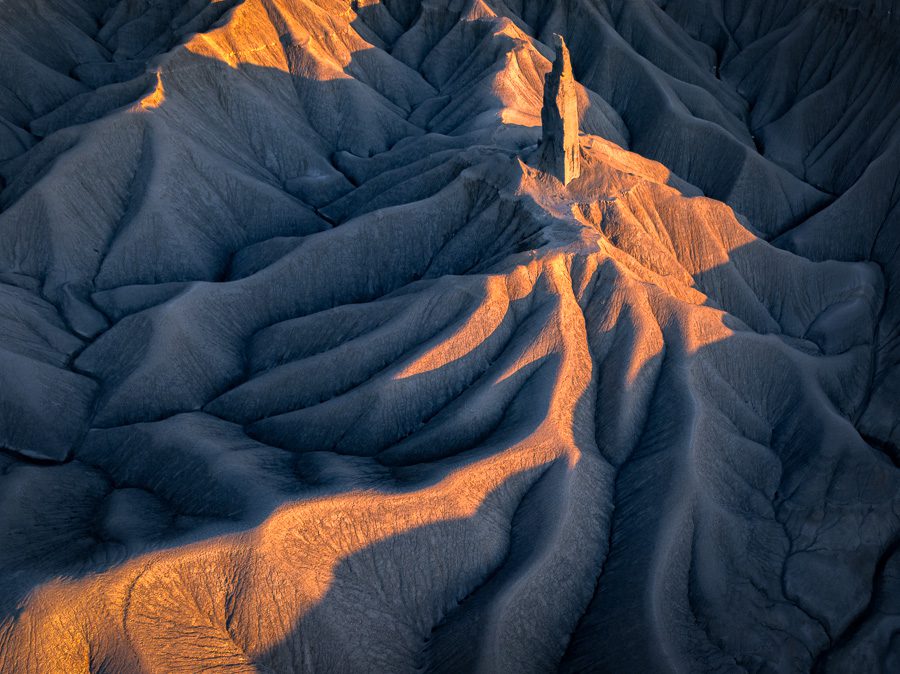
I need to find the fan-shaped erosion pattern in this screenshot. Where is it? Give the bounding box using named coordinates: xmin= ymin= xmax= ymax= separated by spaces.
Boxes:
xmin=0 ymin=0 xmax=897 ymax=672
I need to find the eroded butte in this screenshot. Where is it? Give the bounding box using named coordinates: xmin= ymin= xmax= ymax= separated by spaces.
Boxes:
xmin=0 ymin=0 xmax=898 ymax=672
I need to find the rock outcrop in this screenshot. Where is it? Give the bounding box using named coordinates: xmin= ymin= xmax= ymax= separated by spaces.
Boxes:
xmin=539 ymin=35 xmax=581 ymax=185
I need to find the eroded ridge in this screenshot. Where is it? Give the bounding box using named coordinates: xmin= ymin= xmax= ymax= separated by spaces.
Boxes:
xmin=0 ymin=0 xmax=897 ymax=672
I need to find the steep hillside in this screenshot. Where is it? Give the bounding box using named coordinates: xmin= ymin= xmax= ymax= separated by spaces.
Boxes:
xmin=0 ymin=1 xmax=897 ymax=672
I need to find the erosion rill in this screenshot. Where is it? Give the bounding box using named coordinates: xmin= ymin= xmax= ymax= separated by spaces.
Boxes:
xmin=539 ymin=35 xmax=581 ymax=185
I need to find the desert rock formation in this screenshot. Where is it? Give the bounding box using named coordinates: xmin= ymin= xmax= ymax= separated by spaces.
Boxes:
xmin=539 ymin=35 xmax=581 ymax=185
xmin=0 ymin=0 xmax=897 ymax=672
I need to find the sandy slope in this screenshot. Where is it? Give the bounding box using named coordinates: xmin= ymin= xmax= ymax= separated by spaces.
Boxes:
xmin=0 ymin=0 xmax=897 ymax=671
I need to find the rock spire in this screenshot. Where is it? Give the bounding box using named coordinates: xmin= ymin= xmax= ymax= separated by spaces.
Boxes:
xmin=539 ymin=34 xmax=581 ymax=185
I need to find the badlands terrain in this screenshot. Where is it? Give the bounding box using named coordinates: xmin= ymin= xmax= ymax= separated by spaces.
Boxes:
xmin=0 ymin=0 xmax=898 ymax=671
